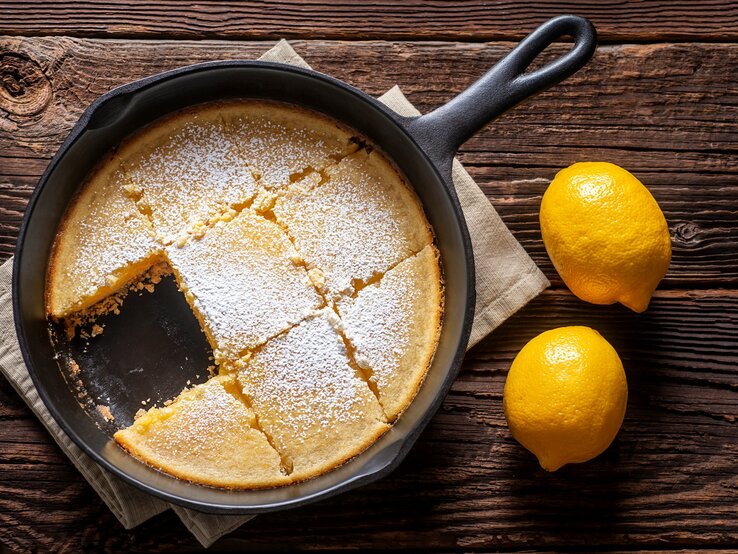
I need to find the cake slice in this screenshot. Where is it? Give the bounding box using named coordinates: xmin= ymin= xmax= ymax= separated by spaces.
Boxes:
xmin=236 ymin=310 xmax=389 ymax=482
xmin=120 ymin=104 xmax=258 ymax=245
xmin=165 ymin=208 xmax=323 ymax=364
xmin=221 ymin=101 xmax=357 ymax=191
xmin=336 ymin=245 xmax=443 ymax=421
xmin=114 ymin=375 xmax=289 ymax=488
xmin=47 ymin=155 xmax=161 ymax=319
xmin=272 ymin=149 xmax=433 ymax=299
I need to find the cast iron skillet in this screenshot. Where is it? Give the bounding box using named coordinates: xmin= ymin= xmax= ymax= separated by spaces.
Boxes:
xmin=14 ymin=15 xmax=596 ymax=513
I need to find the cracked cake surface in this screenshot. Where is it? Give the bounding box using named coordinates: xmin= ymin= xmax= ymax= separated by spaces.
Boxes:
xmin=114 ymin=375 xmax=289 ymax=488
xmin=47 ymin=154 xmax=161 ymax=319
xmin=337 ymin=244 xmax=443 ymax=421
xmin=165 ymin=207 xmax=323 ymax=363
xmin=220 ymin=101 xmax=357 ymax=191
xmin=119 ymin=103 xmax=259 ymax=245
xmin=46 ymin=100 xmax=443 ymax=489
xmin=236 ymin=309 xmax=389 ymax=482
xmin=272 ymin=149 xmax=434 ymax=299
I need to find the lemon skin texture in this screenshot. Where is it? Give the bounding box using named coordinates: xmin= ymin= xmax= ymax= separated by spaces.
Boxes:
xmin=503 ymin=326 xmax=628 ymax=472
xmin=540 ymin=162 xmax=671 ymax=312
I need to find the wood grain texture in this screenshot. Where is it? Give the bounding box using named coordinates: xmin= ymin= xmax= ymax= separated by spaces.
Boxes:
xmin=0 ymin=290 xmax=736 ymax=552
xmin=0 ymin=38 xmax=736 ymax=286
xmin=0 ymin=1 xmax=738 ymax=42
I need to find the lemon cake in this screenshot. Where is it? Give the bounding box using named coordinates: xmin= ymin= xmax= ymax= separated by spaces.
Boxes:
xmin=164 ymin=207 xmax=323 ymax=363
xmin=336 ymin=244 xmax=443 ymax=421
xmin=236 ymin=310 xmax=389 ymax=482
xmin=47 ymin=154 xmax=161 ymax=320
xmin=46 ymin=99 xmax=443 ymax=490
xmin=272 ymin=149 xmax=433 ymax=299
xmin=119 ymin=103 xmax=259 ymax=245
xmin=221 ymin=101 xmax=357 ymax=191
xmin=114 ymin=375 xmax=290 ymax=488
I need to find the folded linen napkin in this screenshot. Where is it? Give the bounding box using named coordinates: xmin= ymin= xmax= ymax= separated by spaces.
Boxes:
xmin=0 ymin=39 xmax=548 ymax=547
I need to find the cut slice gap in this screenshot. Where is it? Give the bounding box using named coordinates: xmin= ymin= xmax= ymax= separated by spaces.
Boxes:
xmin=331 ymin=317 xmax=388 ymax=421
xmin=240 ymin=140 xmax=372 ymax=294
xmin=338 ymin=136 xmax=368 ymax=159
xmin=349 ymin=272 xmax=383 ymax=302
xmin=280 ymin=138 xmax=367 ymax=194
xmin=234 ymin=310 xmax=389 ymax=483
xmin=114 ymin=375 xmax=289 ymax=489
xmin=248 ymin=202 xmax=332 ymax=305
xmin=270 ymin=147 xmax=434 ymax=301
xmin=335 ymin=244 xmax=443 ymax=423
xmin=145 ymin=162 xmax=273 ymax=251
xmin=226 ymin=378 xmax=295 ymax=476
xmin=117 ymin=103 xmax=261 ymax=246
xmin=230 ymin=313 xmax=313 ymax=372
xmin=52 ymin=272 xmax=215 ymax=430
xmin=245 ymin=204 xmax=330 ymax=302
xmin=148 ymin=182 xmax=260 ymax=248
xmin=288 ymin=165 xmax=317 ymax=185
xmin=284 ymin=136 xmax=365 ymax=186
xmin=219 ymin=101 xmax=361 ymax=192
xmin=60 ymin=256 xmax=169 ymax=338
xmin=342 ymin=243 xmax=430 ymax=305
xmin=257 ymin=168 xmax=432 ymax=342
xmin=255 ymin=164 xmax=326 ymax=199
xmin=251 ymin=136 xmax=365 ymax=199
xmin=125 ymin=190 xmax=160 ymax=242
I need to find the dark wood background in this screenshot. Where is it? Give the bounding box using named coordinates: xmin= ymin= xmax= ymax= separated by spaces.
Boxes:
xmin=1 ymin=2 xmax=737 ymax=552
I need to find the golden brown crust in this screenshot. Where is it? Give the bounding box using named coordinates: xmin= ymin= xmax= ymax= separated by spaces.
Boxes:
xmin=46 ymin=154 xmax=160 ymax=319
xmin=337 ymin=244 xmax=442 ymax=421
xmin=236 ymin=311 xmax=390 ymax=483
xmin=114 ymin=376 xmax=290 ymax=489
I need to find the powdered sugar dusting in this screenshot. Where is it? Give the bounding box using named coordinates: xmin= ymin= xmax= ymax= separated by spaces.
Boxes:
xmin=224 ymin=103 xmax=353 ymax=190
xmin=338 ymin=245 xmax=440 ymax=393
xmin=49 ymin=161 xmax=160 ymax=316
xmin=165 ymin=208 xmax=323 ymax=361
xmin=273 ymin=150 xmax=431 ymax=298
xmin=238 ymin=310 xmax=382 ymax=446
xmin=54 ymin=101 xmax=443 ymax=486
xmin=124 ymin=113 xmax=258 ymax=244
xmin=117 ymin=376 xmax=287 ymax=486
xmin=71 ymin=196 xmax=155 ymax=292
xmin=143 ymin=377 xmax=255 ymax=454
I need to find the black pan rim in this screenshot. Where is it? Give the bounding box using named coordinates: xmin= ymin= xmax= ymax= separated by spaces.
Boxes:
xmin=12 ymin=59 xmax=476 ymax=513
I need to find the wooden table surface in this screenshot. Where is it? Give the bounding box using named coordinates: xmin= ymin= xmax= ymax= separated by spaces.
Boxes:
xmin=1 ymin=2 xmax=737 ymax=552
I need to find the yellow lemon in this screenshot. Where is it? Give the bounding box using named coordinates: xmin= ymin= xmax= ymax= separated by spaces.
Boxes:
xmin=540 ymin=162 xmax=671 ymax=312
xmin=503 ymin=326 xmax=627 ymax=471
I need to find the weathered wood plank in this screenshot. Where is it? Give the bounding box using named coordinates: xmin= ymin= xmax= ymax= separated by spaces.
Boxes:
xmin=0 ymin=289 xmax=736 ymax=552
xmin=0 ymin=1 xmax=737 ymax=42
xmin=1 ymin=38 xmax=736 ymax=287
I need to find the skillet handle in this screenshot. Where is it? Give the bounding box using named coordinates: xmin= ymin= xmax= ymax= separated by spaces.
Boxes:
xmin=405 ymin=15 xmax=596 ymax=165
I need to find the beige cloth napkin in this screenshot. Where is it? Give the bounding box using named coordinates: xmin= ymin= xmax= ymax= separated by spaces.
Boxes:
xmin=0 ymin=40 xmax=548 ymax=548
